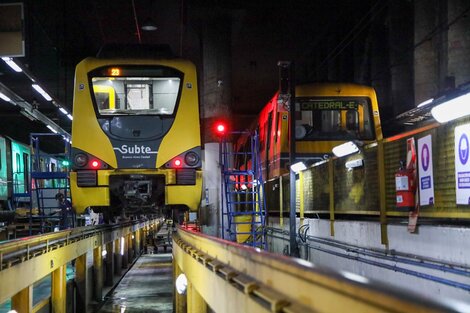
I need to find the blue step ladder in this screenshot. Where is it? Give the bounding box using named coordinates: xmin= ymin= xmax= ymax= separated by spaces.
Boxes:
xmin=29 ymin=133 xmax=71 ymax=233
xmin=220 ymin=130 xmax=267 ymax=249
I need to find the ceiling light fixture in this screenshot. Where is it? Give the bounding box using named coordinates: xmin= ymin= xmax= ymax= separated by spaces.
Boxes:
xmin=1 ymin=57 xmax=22 ymax=72
xmin=59 ymin=107 xmax=68 ymax=114
xmin=46 ymin=125 xmax=58 ymax=134
xmin=32 ymin=84 xmax=52 ymax=101
xmin=417 ymin=98 xmax=434 ymax=108
xmin=0 ymin=92 xmax=11 ymax=102
xmin=431 ymin=92 xmax=470 ymax=123
xmin=141 ymin=17 xmax=158 ymax=31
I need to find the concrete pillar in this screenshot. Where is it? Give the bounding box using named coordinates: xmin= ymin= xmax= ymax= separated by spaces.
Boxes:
xmin=187 ymin=281 xmax=207 ymax=313
xmin=201 ymin=14 xmax=232 ymax=143
xmin=51 ymin=265 xmax=66 ymax=313
xmin=75 ymin=253 xmax=87 ymax=313
xmin=105 ymin=241 xmax=114 ymax=286
xmin=173 ymin=263 xmax=187 ymax=313
xmin=389 ymin=0 xmax=414 ymax=113
xmin=448 ymin=0 xmax=470 ymax=87
xmin=11 ymin=285 xmax=32 ymax=313
xmin=414 ymin=0 xmax=439 ymax=102
xmin=122 ymin=236 xmax=129 ymax=268
xmin=93 ymin=245 xmax=103 ymax=301
xmin=114 ymin=238 xmax=122 ymax=276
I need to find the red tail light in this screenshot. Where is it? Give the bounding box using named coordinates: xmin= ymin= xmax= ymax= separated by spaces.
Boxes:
xmin=91 ymin=160 xmax=100 ymax=168
xmin=173 ymin=158 xmax=182 ymax=167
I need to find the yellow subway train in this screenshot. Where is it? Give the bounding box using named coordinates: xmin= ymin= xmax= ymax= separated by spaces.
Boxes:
xmin=70 ymin=49 xmax=202 ymax=220
xmin=235 ymin=82 xmax=383 ymax=181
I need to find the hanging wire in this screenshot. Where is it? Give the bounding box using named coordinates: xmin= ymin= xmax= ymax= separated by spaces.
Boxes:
xmin=131 ymin=0 xmax=142 ymax=44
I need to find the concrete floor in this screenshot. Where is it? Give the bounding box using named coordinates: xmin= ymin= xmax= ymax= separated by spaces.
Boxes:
xmin=98 ymin=254 xmax=174 ymax=313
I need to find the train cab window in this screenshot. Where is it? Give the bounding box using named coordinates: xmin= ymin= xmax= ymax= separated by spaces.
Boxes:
xmin=91 ymin=66 xmax=182 ymax=116
xmin=295 ymin=97 xmax=374 ymax=140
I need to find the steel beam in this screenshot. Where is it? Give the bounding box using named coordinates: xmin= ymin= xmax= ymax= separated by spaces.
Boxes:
xmin=114 ymin=238 xmax=122 ymax=276
xmin=51 ymin=264 xmax=66 ymax=313
xmin=127 ymin=233 xmax=134 ymax=263
xmin=188 ymin=280 xmax=207 ymax=313
xmin=105 ymin=241 xmax=114 ymax=286
xmin=75 ymin=253 xmax=87 ymax=313
xmin=93 ymin=245 xmax=103 ymax=301
xmin=11 ymin=285 xmax=32 ymax=313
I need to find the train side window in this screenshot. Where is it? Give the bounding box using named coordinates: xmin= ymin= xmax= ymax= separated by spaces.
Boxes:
xmin=23 ymin=153 xmax=29 ymax=192
xmin=15 ymin=153 xmax=20 ymax=173
xmin=266 ymin=111 xmax=273 ymax=152
xmin=346 ymin=109 xmax=359 ymax=131
xmin=0 ymin=149 xmax=2 ymax=170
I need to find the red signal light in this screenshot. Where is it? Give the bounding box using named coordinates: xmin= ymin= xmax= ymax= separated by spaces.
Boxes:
xmin=215 ymin=122 xmax=227 ymax=135
xmin=91 ymin=160 xmax=100 ymax=168
xmin=173 ymin=158 xmax=182 ymax=167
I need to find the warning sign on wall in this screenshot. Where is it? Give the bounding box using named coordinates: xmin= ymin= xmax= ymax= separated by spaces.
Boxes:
xmin=418 ymin=135 xmax=434 ymax=206
xmin=455 ymin=124 xmax=470 ymax=205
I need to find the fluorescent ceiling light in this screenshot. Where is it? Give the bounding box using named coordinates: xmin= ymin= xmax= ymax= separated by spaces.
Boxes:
xmin=431 ymin=92 xmax=470 ymax=123
xmin=32 ymin=84 xmax=52 ymax=101
xmin=0 ymin=92 xmax=11 ymax=102
xmin=67 ymin=114 xmax=73 ymax=120
xmin=417 ymin=98 xmax=434 ymax=108
xmin=59 ymin=107 xmax=68 ymax=114
xmin=2 ymin=57 xmax=22 ymax=72
xmin=290 ymin=161 xmax=307 ymax=173
xmin=46 ymin=125 xmax=58 ymax=134
xmin=332 ymin=141 xmax=360 ymax=158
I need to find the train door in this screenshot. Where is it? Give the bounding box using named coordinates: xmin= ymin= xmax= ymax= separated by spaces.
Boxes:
xmin=14 ymin=152 xmax=21 ymax=193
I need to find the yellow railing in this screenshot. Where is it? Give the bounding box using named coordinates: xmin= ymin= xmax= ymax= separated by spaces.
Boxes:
xmin=0 ymin=218 xmax=162 ymax=312
xmin=173 ymin=227 xmax=460 ymax=313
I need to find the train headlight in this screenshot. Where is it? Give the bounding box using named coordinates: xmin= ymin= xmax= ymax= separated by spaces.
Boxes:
xmin=74 ymin=153 xmax=88 ymax=167
xmin=184 ymin=151 xmax=199 ymax=166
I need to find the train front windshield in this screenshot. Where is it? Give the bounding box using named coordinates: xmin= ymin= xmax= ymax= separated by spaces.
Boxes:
xmin=295 ymin=97 xmax=374 ymax=141
xmin=90 ymin=67 xmax=182 ymax=115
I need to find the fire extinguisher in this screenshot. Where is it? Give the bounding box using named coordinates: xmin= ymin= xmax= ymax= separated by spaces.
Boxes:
xmin=395 ymin=160 xmax=416 ymax=211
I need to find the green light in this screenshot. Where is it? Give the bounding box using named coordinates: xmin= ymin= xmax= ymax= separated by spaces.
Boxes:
xmin=62 ymin=160 xmax=70 ymax=166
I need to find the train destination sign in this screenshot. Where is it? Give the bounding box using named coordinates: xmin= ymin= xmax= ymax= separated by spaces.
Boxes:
xmin=300 ymin=100 xmax=359 ymax=111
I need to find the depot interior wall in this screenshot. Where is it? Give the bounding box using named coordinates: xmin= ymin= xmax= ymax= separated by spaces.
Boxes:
xmin=267 ymin=217 xmax=470 ymax=304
